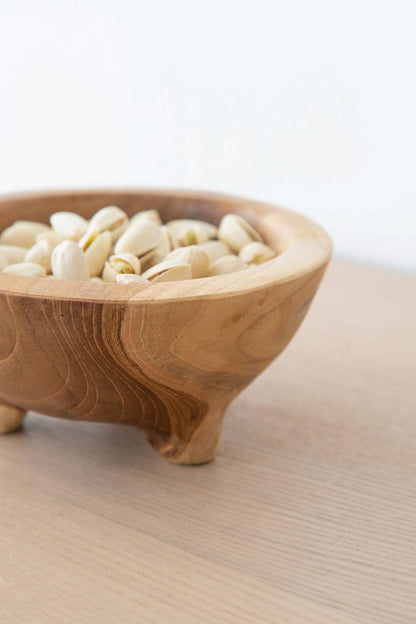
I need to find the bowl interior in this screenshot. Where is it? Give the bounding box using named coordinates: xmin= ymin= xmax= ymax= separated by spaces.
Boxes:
xmin=0 ymin=189 xmax=332 ymax=301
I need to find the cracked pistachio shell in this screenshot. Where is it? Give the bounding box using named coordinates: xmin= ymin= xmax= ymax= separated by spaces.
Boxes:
xmin=102 ymin=262 xmax=117 ymax=282
xmin=50 ymin=211 xmax=88 ymax=241
xmin=114 ymin=220 xmax=162 ymax=257
xmin=142 ymin=260 xmax=192 ymax=283
xmin=139 ymin=225 xmax=172 ymax=271
xmin=218 ymin=214 xmax=262 ymax=253
xmin=82 ymin=231 xmax=112 ymax=277
xmin=116 ymin=274 xmax=150 ymax=285
xmin=86 ymin=206 xmax=128 ymax=242
xmin=2 ymin=262 xmax=47 ymax=277
xmin=130 ymin=209 xmax=162 ymax=226
xmin=0 ymin=245 xmax=27 ymax=264
xmin=239 ymin=241 xmax=276 ymax=265
xmin=0 ymin=221 xmax=49 ymax=248
xmin=51 ymin=241 xmax=89 ymax=281
xmin=207 ymin=255 xmax=247 ymax=276
xmin=109 ymin=252 xmax=141 ymax=275
xmin=36 ymin=230 xmax=64 ymax=248
xmin=0 ymin=253 xmax=8 ymax=270
xmin=165 ymin=245 xmax=209 ymax=278
xmin=24 ymin=240 xmax=53 ymax=273
xmin=167 ymin=219 xmax=217 ymax=248
xmin=199 ymin=240 xmax=231 ymax=264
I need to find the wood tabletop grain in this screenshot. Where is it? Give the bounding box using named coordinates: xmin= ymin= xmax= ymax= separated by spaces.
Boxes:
xmin=1 ymin=260 xmax=415 ymax=624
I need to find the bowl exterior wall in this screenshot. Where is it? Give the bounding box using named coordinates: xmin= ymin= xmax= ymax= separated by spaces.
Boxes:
xmin=0 ymin=263 xmax=325 ymax=443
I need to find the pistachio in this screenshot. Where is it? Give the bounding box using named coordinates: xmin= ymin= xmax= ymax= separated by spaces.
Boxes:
xmin=102 ymin=262 xmax=117 ymax=282
xmin=0 ymin=404 xmax=26 ymax=434
xmin=102 ymin=252 xmax=141 ymax=283
xmin=114 ymin=220 xmax=162 ymax=257
xmin=24 ymin=240 xmax=53 ymax=273
xmin=207 ymin=255 xmax=247 ymax=276
xmin=50 ymin=211 xmax=88 ymax=241
xmin=116 ymin=274 xmax=150 ymax=285
xmin=51 ymin=241 xmax=89 ymax=281
xmin=199 ymin=240 xmax=231 ymax=264
xmin=109 ymin=252 xmax=141 ymax=275
xmin=139 ymin=225 xmax=172 ymax=271
xmin=82 ymin=231 xmax=112 ymax=277
xmin=0 ymin=253 xmax=8 ymax=270
xmin=167 ymin=219 xmax=217 ymax=248
xmin=86 ymin=206 xmax=128 ymax=242
xmin=36 ymin=230 xmax=64 ymax=248
xmin=239 ymin=241 xmax=275 ymax=265
xmin=0 ymin=244 xmax=27 ymax=264
xmin=130 ymin=209 xmax=162 ymax=226
xmin=0 ymin=221 xmax=49 ymax=248
xmin=142 ymin=260 xmax=192 ymax=283
xmin=165 ymin=245 xmax=209 ymax=278
xmin=2 ymin=262 xmax=47 ymax=277
xmin=218 ymin=214 xmax=262 ymax=252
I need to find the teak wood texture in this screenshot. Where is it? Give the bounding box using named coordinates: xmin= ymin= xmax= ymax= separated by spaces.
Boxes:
xmin=0 ymin=189 xmax=331 ymax=463
xmin=1 ymin=260 xmax=415 ymax=623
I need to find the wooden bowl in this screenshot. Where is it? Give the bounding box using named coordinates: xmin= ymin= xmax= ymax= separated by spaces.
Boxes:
xmin=0 ymin=190 xmax=332 ymax=464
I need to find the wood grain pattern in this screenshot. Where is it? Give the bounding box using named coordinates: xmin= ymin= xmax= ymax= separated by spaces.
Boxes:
xmin=1 ymin=260 xmax=414 ymax=623
xmin=0 ymin=190 xmax=331 ymax=463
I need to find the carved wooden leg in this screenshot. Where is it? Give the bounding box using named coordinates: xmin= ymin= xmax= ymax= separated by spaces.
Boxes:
xmin=0 ymin=403 xmax=26 ymax=434
xmin=147 ymin=402 xmax=227 ymax=465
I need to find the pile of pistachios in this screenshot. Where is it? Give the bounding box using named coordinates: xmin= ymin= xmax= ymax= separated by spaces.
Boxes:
xmin=0 ymin=206 xmax=276 ymax=284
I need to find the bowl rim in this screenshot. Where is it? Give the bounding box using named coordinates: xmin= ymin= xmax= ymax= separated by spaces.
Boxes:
xmin=0 ymin=188 xmax=333 ymax=303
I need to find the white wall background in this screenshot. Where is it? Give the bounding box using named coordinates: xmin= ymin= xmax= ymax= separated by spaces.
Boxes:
xmin=0 ymin=0 xmax=415 ymax=272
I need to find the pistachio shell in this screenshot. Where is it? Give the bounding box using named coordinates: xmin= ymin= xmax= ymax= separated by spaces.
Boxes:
xmin=114 ymin=221 xmax=162 ymax=257
xmin=0 ymin=244 xmax=27 ymax=264
xmin=159 ymin=225 xmax=172 ymax=253
xmin=109 ymin=252 xmax=141 ymax=275
xmin=51 ymin=241 xmax=89 ymax=281
xmin=50 ymin=212 xmax=88 ymax=241
xmin=116 ymin=274 xmax=150 ymax=285
xmin=199 ymin=240 xmax=231 ymax=264
xmin=24 ymin=240 xmax=53 ymax=273
xmin=2 ymin=262 xmax=47 ymax=277
xmin=130 ymin=209 xmax=162 ymax=226
xmin=83 ymin=231 xmax=112 ymax=277
xmin=0 ymin=253 xmax=8 ymax=270
xmin=165 ymin=246 xmax=209 ymax=278
xmin=102 ymin=261 xmax=117 ymax=282
xmin=78 ymin=231 xmax=92 ymax=251
xmin=87 ymin=206 xmax=128 ymax=242
xmin=142 ymin=260 xmax=192 ymax=283
xmin=139 ymin=225 xmax=172 ymax=271
xmin=0 ymin=221 xmax=49 ymax=248
xmin=218 ymin=214 xmax=262 ymax=252
xmin=167 ymin=219 xmax=217 ymax=248
xmin=239 ymin=241 xmax=276 ymax=265
xmin=36 ymin=230 xmax=64 ymax=248
xmin=207 ymin=255 xmax=247 ymax=276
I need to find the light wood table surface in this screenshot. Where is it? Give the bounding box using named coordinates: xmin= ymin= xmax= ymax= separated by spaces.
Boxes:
xmin=1 ymin=260 xmax=415 ymax=624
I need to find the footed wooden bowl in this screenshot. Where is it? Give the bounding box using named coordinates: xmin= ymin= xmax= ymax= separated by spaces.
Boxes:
xmin=0 ymin=190 xmax=332 ymax=464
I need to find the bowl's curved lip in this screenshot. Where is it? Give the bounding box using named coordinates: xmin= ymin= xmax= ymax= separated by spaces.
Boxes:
xmin=0 ymin=188 xmax=333 ymax=303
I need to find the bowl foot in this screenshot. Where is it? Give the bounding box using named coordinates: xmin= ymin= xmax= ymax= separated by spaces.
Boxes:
xmin=146 ymin=403 xmax=226 ymax=465
xmin=0 ymin=403 xmax=26 ymax=434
